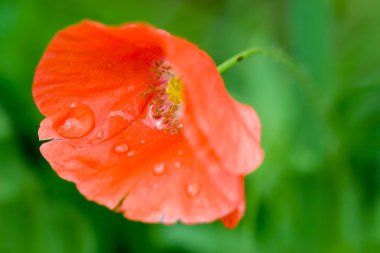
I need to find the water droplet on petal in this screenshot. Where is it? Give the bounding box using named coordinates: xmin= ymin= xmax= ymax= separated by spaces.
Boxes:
xmin=140 ymin=139 xmax=146 ymax=144
xmin=114 ymin=143 xmax=128 ymax=154
xmin=127 ymin=150 xmax=136 ymax=157
xmin=109 ymin=110 xmax=131 ymax=120
xmin=186 ymin=183 xmax=200 ymax=198
xmin=153 ymin=163 xmax=165 ymax=175
xmin=108 ymin=110 xmax=133 ymax=137
xmin=96 ymin=130 xmax=104 ymax=139
xmin=174 ymin=161 xmax=181 ymax=168
xmin=55 ymin=104 xmax=95 ymax=138
xmin=70 ymin=102 xmax=78 ymax=108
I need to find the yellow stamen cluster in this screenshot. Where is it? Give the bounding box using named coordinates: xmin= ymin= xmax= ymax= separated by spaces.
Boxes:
xmin=166 ymin=77 xmax=183 ymax=105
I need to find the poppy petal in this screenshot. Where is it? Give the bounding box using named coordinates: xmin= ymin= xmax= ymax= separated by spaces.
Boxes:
xmin=40 ymin=119 xmax=244 ymax=224
xmin=33 ymin=21 xmax=164 ymax=142
xmin=220 ymin=180 xmax=246 ymax=228
xmin=161 ymin=37 xmax=264 ymax=176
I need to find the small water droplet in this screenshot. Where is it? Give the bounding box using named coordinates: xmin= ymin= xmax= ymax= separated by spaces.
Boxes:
xmin=153 ymin=164 xmax=165 ymax=175
xmin=96 ymin=130 xmax=104 ymax=139
xmin=114 ymin=143 xmax=128 ymax=154
xmin=127 ymin=150 xmax=136 ymax=157
xmin=109 ymin=110 xmax=132 ymax=120
xmin=55 ymin=104 xmax=95 ymax=138
xmin=108 ymin=110 xmax=133 ymax=137
xmin=186 ymin=183 xmax=200 ymax=197
xmin=140 ymin=139 xmax=146 ymax=144
xmin=174 ymin=161 xmax=181 ymax=168
xmin=70 ymin=102 xmax=78 ymax=108
xmin=177 ymin=150 xmax=184 ymax=155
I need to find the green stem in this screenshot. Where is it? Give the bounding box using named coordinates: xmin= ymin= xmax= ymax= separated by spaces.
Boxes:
xmin=217 ymin=47 xmax=323 ymax=118
xmin=217 ymin=48 xmax=266 ymax=74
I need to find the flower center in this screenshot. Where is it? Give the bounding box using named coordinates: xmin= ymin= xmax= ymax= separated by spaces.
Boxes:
xmin=143 ymin=61 xmax=184 ymax=134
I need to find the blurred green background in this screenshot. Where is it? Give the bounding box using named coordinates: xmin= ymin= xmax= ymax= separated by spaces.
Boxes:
xmin=1 ymin=0 xmax=380 ymax=252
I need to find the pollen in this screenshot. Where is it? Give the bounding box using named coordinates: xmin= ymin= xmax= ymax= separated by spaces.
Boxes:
xmin=166 ymin=77 xmax=183 ymax=105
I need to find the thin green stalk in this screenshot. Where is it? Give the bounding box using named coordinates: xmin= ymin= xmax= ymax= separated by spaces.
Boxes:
xmin=217 ymin=48 xmax=266 ymax=74
xmin=217 ymin=47 xmax=323 ymax=118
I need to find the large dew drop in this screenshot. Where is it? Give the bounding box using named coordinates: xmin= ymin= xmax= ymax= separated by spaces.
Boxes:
xmin=55 ymin=104 xmax=95 ymax=138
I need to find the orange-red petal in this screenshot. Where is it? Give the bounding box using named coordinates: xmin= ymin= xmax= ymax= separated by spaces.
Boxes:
xmin=33 ymin=21 xmax=163 ymax=142
xmin=220 ymin=179 xmax=246 ymax=228
xmin=161 ymin=36 xmax=264 ymax=176
xmin=40 ymin=119 xmax=244 ymax=224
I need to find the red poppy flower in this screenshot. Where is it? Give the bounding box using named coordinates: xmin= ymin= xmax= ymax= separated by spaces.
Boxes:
xmin=33 ymin=20 xmax=264 ymax=228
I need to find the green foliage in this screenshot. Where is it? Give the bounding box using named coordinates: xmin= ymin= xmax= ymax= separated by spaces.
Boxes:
xmin=0 ymin=0 xmax=379 ymax=252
